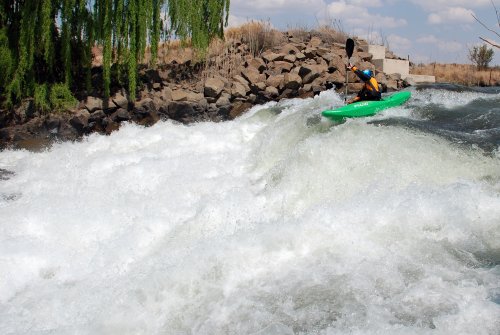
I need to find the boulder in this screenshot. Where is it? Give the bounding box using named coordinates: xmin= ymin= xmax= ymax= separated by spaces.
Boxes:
xmin=171 ymin=89 xmax=189 ymax=102
xmin=262 ymin=52 xmax=285 ymax=63
xmin=216 ymin=93 xmax=231 ymax=107
xmin=284 ymin=73 xmax=302 ymax=90
xmin=204 ymin=77 xmax=225 ymax=98
xmin=84 ymin=97 xmax=104 ymax=113
xmin=167 ymin=102 xmax=196 ymax=119
xmin=229 ymin=102 xmax=252 ymax=119
xmin=283 ymin=54 xmax=297 ymax=63
xmin=280 ymin=44 xmax=301 ymax=55
xmin=265 ymin=86 xmax=279 ymax=97
xmin=111 ymin=108 xmax=131 ymax=122
xmin=112 ymin=93 xmax=129 ymax=109
xmin=160 ymin=86 xmax=173 ymax=101
xmin=231 ymin=82 xmax=248 ymax=99
xmin=310 ymin=36 xmax=322 ymax=48
xmin=270 ymin=61 xmax=293 ymax=74
xmin=266 ymin=75 xmax=285 ymax=90
xmin=246 ymin=58 xmax=267 ymax=72
xmin=69 ymin=110 xmax=90 ymax=132
xmin=241 ymin=67 xmax=266 ymax=86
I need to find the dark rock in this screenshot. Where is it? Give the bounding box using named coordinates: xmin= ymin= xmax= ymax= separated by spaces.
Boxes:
xmin=229 ymin=102 xmax=252 ymax=119
xmin=70 ymin=110 xmax=90 ymax=133
xmin=284 ymin=73 xmax=302 ymax=90
xmin=112 ymin=108 xmax=131 ymax=122
xmin=204 ymin=77 xmax=225 ymax=98
xmin=44 ymin=116 xmax=61 ymax=134
xmin=88 ymin=110 xmax=106 ymax=123
xmin=168 ymin=101 xmax=196 ymax=119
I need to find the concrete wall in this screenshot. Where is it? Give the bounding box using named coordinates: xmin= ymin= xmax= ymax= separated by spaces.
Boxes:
xmin=404 ymin=74 xmax=436 ymax=83
xmin=373 ymin=59 xmax=409 ymax=77
xmin=361 ymin=45 xmax=386 ymax=60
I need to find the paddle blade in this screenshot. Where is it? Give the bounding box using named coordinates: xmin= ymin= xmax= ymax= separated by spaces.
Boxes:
xmin=346 ymin=38 xmax=355 ymax=59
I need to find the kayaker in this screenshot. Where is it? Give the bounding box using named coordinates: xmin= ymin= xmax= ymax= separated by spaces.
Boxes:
xmin=346 ymin=63 xmax=381 ymax=104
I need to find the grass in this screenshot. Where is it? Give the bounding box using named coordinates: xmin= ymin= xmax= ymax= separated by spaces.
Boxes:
xmin=411 ymin=63 xmax=500 ymax=86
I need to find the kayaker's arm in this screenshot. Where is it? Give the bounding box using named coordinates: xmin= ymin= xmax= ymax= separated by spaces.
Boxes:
xmin=348 ymin=64 xmax=371 ymax=82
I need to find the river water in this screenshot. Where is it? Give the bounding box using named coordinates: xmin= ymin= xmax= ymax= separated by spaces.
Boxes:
xmin=1 ymin=84 xmax=499 ymax=334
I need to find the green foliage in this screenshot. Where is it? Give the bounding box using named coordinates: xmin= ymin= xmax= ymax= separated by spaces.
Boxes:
xmin=49 ymin=83 xmax=78 ymax=111
xmin=0 ymin=28 xmax=13 ymax=89
xmin=468 ymin=44 xmax=495 ymax=70
xmin=0 ymin=0 xmax=231 ymax=105
xmin=34 ymin=83 xmax=50 ymax=113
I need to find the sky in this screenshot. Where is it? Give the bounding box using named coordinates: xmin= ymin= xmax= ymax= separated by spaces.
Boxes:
xmin=228 ymin=0 xmax=500 ymax=65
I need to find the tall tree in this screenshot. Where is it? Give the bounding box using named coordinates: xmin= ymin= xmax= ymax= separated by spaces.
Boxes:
xmin=0 ymin=0 xmax=231 ymax=105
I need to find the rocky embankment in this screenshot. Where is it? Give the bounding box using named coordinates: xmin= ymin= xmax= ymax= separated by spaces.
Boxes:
xmin=0 ymin=34 xmax=408 ymax=150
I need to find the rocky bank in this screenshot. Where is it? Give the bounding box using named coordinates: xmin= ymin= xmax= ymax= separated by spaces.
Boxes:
xmin=0 ymin=33 xmax=409 ymax=150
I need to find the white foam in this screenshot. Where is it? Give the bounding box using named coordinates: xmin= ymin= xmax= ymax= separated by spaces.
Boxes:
xmin=0 ymin=91 xmax=499 ymax=334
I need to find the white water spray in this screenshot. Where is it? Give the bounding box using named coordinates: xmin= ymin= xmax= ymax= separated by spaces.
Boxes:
xmin=1 ymin=89 xmax=499 ymax=334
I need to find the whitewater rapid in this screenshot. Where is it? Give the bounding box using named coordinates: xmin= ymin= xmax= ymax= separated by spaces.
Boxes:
xmin=1 ymin=87 xmax=499 ymax=334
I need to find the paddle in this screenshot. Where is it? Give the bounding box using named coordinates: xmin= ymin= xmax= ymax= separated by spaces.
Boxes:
xmin=344 ymin=38 xmax=355 ymax=104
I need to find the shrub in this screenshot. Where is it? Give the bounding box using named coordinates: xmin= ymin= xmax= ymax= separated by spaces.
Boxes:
xmin=34 ymin=83 xmax=50 ymax=113
xmin=49 ymin=83 xmax=77 ymax=112
xmin=468 ymin=44 xmax=494 ymax=70
xmin=0 ymin=28 xmax=14 ymax=91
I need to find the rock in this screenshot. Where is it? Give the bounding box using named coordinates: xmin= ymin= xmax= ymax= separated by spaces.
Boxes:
xmin=262 ymin=52 xmax=285 ymax=63
xmin=298 ymin=64 xmax=326 ymax=84
xmin=303 ymin=48 xmax=317 ymax=59
xmin=88 ymin=110 xmax=106 ymax=123
xmin=270 ymin=61 xmax=293 ymax=74
xmin=216 ymin=94 xmax=231 ymax=107
xmin=167 ymin=101 xmax=196 ymax=119
xmin=105 ymin=120 xmax=120 ymax=134
xmin=284 ymin=73 xmax=302 ymax=90
xmin=310 ymin=36 xmax=322 ymax=48
xmin=112 ymin=93 xmax=129 ymax=109
xmin=152 ymin=83 xmax=161 ymax=90
xmin=160 ymin=86 xmax=173 ymax=101
xmin=295 ymin=52 xmax=306 ymax=61
xmin=280 ymin=44 xmax=301 ymax=55
xmin=241 ymin=67 xmax=266 ymax=86
xmin=358 ymin=51 xmax=373 ymax=61
xmin=204 ymin=77 xmax=225 ymax=98
xmin=111 ymin=108 xmax=131 ymax=122
xmin=266 ymin=75 xmax=285 ymax=90
xmin=231 ymin=82 xmax=248 ymax=99
xmin=171 ymin=89 xmax=189 ymax=102
xmin=329 ymin=55 xmax=346 ymax=74
xmin=315 ymin=47 xmax=330 ymax=57
xmin=265 ymin=86 xmax=279 ymax=97
xmin=15 ymin=99 xmax=36 ymax=123
xmin=246 ymin=58 xmax=267 ymax=72
xmin=84 ymin=97 xmax=104 ymax=113
xmin=229 ymin=102 xmax=252 ymax=119
xmin=44 ymin=116 xmax=61 ymax=134
xmin=69 ymin=110 xmax=90 ymax=132
xmin=283 ymin=54 xmax=297 ymax=63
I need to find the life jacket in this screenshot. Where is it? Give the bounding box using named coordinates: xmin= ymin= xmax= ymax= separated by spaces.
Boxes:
xmin=352 ymin=66 xmax=381 ymax=101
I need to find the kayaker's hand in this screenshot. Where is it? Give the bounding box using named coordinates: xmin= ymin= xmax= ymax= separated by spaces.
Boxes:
xmin=347 ymin=63 xmax=353 ymax=70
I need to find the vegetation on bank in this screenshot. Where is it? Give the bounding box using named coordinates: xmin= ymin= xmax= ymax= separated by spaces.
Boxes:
xmin=0 ymin=0 xmax=230 ymax=107
xmin=411 ymin=63 xmax=500 ymax=86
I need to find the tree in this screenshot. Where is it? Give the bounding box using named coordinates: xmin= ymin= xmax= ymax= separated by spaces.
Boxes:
xmin=0 ymin=0 xmax=230 ymax=105
xmin=468 ymin=44 xmax=494 ymax=69
xmin=472 ymin=0 xmax=500 ymax=49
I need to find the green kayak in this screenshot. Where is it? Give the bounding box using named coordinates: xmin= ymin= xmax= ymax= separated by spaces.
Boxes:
xmin=322 ymin=91 xmax=411 ymax=121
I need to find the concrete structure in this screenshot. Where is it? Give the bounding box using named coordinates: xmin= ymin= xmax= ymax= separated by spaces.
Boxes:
xmin=361 ymin=44 xmax=386 ymax=60
xmin=363 ymin=44 xmax=435 ymax=83
xmin=373 ymin=59 xmax=409 ymax=78
xmin=404 ymin=74 xmax=436 ymax=84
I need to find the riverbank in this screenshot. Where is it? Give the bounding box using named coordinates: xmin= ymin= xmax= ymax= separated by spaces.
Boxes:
xmin=0 ymin=25 xmax=484 ymax=151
